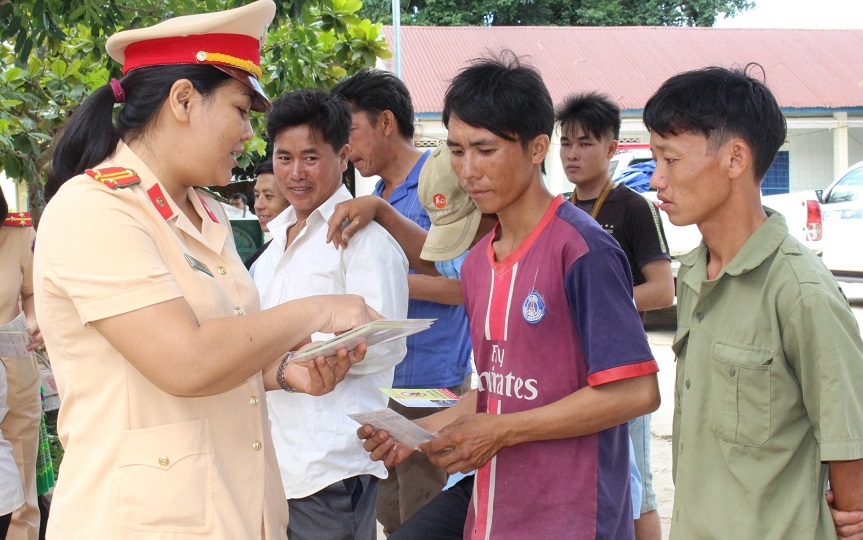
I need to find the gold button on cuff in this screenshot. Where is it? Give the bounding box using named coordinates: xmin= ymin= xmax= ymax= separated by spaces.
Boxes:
xmin=252 ymin=441 xmax=262 ymax=451
xmin=158 ymin=456 xmax=170 ymax=467
xmin=234 ymin=307 xmax=245 ymax=316
xmin=249 ymin=396 xmax=259 ymax=406
xmin=218 ymin=266 xmax=227 ymax=275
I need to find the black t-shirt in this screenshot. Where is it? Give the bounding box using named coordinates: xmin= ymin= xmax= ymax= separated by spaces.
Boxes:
xmin=575 ymin=184 xmax=670 ymax=287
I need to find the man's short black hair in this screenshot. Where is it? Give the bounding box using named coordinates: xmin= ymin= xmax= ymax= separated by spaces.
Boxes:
xmin=555 ymin=92 xmax=621 ymax=141
xmin=266 ymin=89 xmax=351 ymax=153
xmin=331 ymin=69 xmax=415 ymax=140
xmin=231 ymin=192 xmax=247 ymax=204
xmin=254 ymin=158 xmax=273 ymax=177
xmin=442 ymin=50 xmax=553 ymax=149
xmin=643 ymin=64 xmax=787 ymax=181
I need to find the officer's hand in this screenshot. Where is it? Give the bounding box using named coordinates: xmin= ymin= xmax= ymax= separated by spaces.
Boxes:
xmin=357 ymin=424 xmax=415 ymax=468
xmin=317 ymin=294 xmax=382 ymax=336
xmin=326 ymin=196 xmax=382 ymax=249
xmin=286 ymin=343 xmax=367 ymax=396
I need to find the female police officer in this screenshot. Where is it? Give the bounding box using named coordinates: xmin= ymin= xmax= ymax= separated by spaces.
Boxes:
xmin=33 ymin=1 xmax=377 ymax=537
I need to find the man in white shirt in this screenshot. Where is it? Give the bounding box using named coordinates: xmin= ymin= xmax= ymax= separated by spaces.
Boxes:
xmin=254 ymin=89 xmax=409 ymax=540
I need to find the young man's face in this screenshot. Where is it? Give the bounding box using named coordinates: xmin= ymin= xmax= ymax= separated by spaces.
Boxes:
xmin=347 ymin=110 xmax=387 ymax=178
xmin=559 ymin=123 xmax=617 ymax=188
xmin=446 ymin=115 xmax=543 ymax=216
xmin=230 ymin=198 xmax=245 ymax=209
xmin=253 ymin=172 xmax=290 ymax=232
xmin=650 ymin=130 xmax=730 ymax=227
xmin=273 ymin=124 xmax=348 ymax=220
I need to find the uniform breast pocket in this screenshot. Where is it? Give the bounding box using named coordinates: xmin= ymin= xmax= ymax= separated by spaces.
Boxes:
xmin=114 ymin=418 xmax=214 ymax=532
xmin=281 ymin=274 xmax=336 ymax=302
xmin=710 ymin=340 xmax=774 ymax=447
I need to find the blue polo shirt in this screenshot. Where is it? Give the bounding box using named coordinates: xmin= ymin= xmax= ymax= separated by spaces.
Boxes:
xmin=373 ymin=150 xmax=472 ymax=388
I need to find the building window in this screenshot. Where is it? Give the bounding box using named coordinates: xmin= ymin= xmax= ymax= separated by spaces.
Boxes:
xmin=762 ymin=151 xmax=790 ymax=195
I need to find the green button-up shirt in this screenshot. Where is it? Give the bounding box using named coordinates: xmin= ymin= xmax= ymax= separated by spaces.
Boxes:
xmin=670 ymin=210 xmax=863 ymax=539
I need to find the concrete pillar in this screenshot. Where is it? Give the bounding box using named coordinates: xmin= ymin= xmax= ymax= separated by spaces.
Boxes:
xmin=834 ymin=111 xmax=849 ymax=177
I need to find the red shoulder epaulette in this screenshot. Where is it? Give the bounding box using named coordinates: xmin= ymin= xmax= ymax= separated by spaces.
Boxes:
xmin=85 ymin=167 xmax=141 ymax=189
xmin=3 ymin=212 xmax=32 ymax=227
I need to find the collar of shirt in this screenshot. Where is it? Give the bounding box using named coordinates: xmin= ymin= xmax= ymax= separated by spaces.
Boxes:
xmin=372 ymin=150 xmax=431 ymax=203
xmin=109 ymin=142 xmax=228 ymax=251
xmin=266 ymin=185 xmax=353 ymax=251
xmin=679 ymin=209 xmax=791 ymax=291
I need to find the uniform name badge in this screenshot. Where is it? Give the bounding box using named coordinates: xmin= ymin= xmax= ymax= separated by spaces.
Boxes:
xmin=184 ymin=253 xmax=214 ymax=277
xmin=522 ymin=290 xmax=545 ymax=324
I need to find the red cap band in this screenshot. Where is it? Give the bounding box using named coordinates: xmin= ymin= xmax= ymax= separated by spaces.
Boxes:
xmin=122 ymin=33 xmax=260 ymax=76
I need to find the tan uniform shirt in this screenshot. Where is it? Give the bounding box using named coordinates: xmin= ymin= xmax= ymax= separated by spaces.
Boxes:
xmin=34 ymin=143 xmax=288 ymax=538
xmin=0 ymin=223 xmax=35 ymax=326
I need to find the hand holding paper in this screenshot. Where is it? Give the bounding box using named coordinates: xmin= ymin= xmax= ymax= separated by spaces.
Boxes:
xmin=287 ymin=319 xmax=435 ymax=365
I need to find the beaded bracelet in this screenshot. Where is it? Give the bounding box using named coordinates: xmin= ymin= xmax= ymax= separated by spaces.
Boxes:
xmin=276 ymin=351 xmax=299 ymax=393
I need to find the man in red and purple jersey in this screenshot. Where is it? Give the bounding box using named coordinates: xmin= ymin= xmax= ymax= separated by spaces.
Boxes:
xmin=359 ymin=51 xmax=660 ymax=539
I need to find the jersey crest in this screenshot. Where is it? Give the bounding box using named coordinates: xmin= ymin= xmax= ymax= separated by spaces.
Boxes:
xmin=85 ymin=167 xmax=141 ymax=189
xmin=522 ymin=290 xmax=546 ymax=324
xmin=3 ymin=212 xmax=32 ymax=227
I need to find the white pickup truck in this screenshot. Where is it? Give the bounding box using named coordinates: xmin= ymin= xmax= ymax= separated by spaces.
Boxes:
xmin=610 ymin=149 xmax=824 ymax=261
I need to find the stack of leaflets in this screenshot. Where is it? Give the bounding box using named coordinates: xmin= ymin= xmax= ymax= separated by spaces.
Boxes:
xmin=287 ymin=319 xmax=435 ymax=364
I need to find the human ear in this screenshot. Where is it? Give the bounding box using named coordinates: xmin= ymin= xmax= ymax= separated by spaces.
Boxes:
xmin=529 ymin=134 xmax=550 ymax=165
xmin=379 ymin=110 xmax=396 ymax=136
xmin=606 ymin=138 xmax=619 ymax=159
xmin=338 ymin=144 xmax=350 ymax=172
xmin=726 ymin=139 xmax=752 ymax=181
xmin=167 ymin=79 xmax=196 ymax=123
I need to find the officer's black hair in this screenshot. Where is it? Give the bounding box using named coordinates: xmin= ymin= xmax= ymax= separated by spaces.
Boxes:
xmin=253 ymin=158 xmax=274 ymax=177
xmin=0 ymin=184 xmax=8 ymax=226
xmin=47 ymin=65 xmax=233 ymax=200
xmin=555 ymin=92 xmax=621 ymax=141
xmin=331 ymin=69 xmax=415 ymax=140
xmin=266 ymin=89 xmax=351 ymax=154
xmin=442 ymin=50 xmax=553 ymax=150
xmin=643 ymin=64 xmax=787 ymax=181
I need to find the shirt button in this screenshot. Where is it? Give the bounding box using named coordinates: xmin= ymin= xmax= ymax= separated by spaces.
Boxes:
xmin=158 ymin=456 xmax=170 ymax=467
xmin=234 ymin=307 xmax=245 ymax=316
xmin=218 ymin=266 xmax=228 ymax=275
xmin=695 ymin=312 xmax=704 ymax=321
xmin=685 ymin=379 xmax=691 ymax=389
xmin=252 ymin=441 xmax=262 ymax=451
xmin=249 ymin=396 xmax=259 ymax=406
xmin=729 ymin=367 xmax=736 ymax=377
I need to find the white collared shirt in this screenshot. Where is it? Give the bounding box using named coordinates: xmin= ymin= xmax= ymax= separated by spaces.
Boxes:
xmin=254 ymin=185 xmax=409 ymax=499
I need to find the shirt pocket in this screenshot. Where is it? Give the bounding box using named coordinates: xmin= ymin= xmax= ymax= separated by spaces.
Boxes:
xmin=114 ymin=418 xmax=213 ymax=532
xmin=710 ymin=340 xmax=774 ymax=447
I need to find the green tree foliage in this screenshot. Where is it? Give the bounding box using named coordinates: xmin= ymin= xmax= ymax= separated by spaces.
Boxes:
xmin=0 ymin=0 xmax=390 ymax=196
xmin=362 ymin=0 xmax=753 ymax=27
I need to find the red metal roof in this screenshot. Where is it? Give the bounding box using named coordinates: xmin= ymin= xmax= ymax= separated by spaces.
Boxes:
xmin=382 ymin=26 xmax=863 ymax=115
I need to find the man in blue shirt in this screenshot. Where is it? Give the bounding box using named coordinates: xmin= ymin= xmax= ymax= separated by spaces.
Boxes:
xmin=333 ymin=69 xmax=473 ymax=535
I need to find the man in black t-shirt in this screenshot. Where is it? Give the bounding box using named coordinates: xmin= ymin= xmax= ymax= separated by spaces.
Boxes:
xmin=556 ymin=92 xmax=674 ymax=540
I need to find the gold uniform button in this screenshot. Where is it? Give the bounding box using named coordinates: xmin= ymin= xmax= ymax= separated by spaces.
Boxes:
xmin=218 ymin=266 xmax=228 ymax=275
xmin=249 ymin=396 xmax=259 ymax=406
xmin=252 ymin=441 xmax=262 ymax=451
xmin=234 ymin=307 xmax=245 ymax=316
xmin=158 ymin=456 xmax=170 ymax=467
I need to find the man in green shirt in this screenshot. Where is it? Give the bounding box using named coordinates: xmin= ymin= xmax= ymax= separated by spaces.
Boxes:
xmin=644 ymin=65 xmax=863 ymax=539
